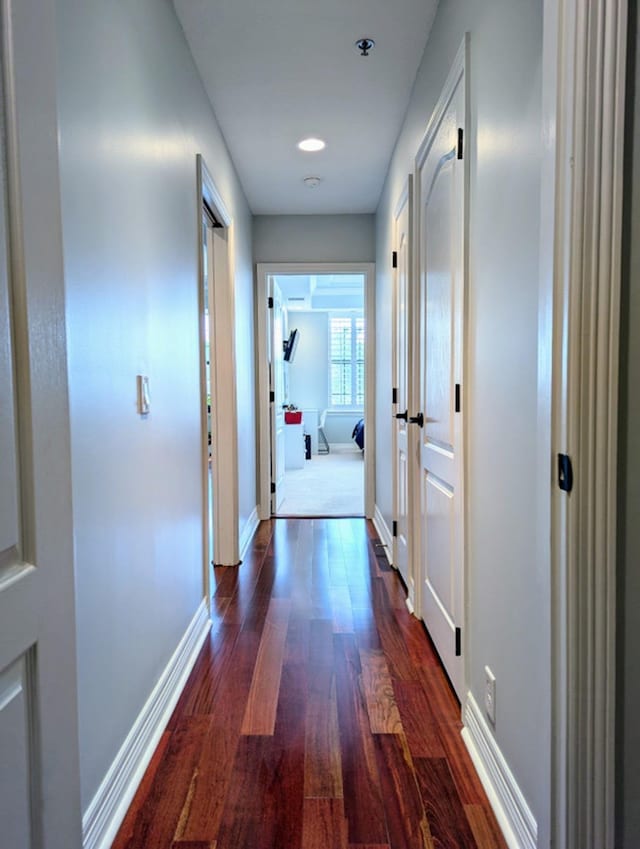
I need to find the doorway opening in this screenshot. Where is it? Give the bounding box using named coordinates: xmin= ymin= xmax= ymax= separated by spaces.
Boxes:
xmin=257 ymin=263 xmax=375 ymax=519
xmin=197 ymin=155 xmax=240 ymax=602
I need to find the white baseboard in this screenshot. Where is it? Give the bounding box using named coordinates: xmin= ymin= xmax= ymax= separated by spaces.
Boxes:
xmin=239 ymin=507 xmax=260 ymax=561
xmin=82 ymin=599 xmax=211 ymax=849
xmin=373 ymin=505 xmax=393 ymax=566
xmin=462 ymin=692 xmax=537 ymax=849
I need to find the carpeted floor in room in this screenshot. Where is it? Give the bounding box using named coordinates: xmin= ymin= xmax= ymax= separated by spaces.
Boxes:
xmin=278 ymin=444 xmax=364 ymax=516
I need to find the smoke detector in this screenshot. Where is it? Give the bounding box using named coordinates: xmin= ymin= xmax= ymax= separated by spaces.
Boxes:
xmin=303 ymin=176 xmax=322 ymax=189
xmin=355 ymin=38 xmax=375 ymax=56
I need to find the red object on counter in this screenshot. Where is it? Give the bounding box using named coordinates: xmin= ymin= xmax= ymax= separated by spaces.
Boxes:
xmin=285 ymin=410 xmax=302 ymax=424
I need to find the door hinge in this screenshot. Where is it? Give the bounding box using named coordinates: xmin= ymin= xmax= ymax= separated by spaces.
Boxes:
xmin=392 ymin=386 xmax=398 ymax=404
xmin=455 ymin=627 xmax=462 ymax=657
xmin=268 ymin=296 xmax=274 ymax=308
xmin=270 ymin=482 xmax=276 ymax=494
xmin=392 ymin=250 xmax=398 ymax=269
xmin=558 ymin=453 xmax=573 ymax=493
xmin=457 ymin=128 xmax=464 ymax=160
xmin=455 ymin=383 xmax=461 ymax=413
xmin=269 ymin=390 xmax=275 ymax=403
xmin=392 ymin=520 xmax=398 ymax=538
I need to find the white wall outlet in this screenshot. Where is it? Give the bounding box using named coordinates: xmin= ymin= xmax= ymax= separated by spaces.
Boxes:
xmin=136 ymin=375 xmax=150 ymax=415
xmin=484 ymin=665 xmax=496 ymax=725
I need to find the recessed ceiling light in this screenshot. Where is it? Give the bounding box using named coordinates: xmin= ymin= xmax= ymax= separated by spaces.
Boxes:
xmin=303 ymin=176 xmax=322 ymax=188
xmin=298 ymin=137 xmax=326 ymax=152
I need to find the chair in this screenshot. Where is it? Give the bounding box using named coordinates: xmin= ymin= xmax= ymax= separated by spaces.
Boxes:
xmin=318 ymin=409 xmax=330 ymax=454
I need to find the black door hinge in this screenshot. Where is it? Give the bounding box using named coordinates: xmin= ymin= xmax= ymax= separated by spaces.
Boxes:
xmin=455 ymin=627 xmax=462 ymax=656
xmin=268 ymin=296 xmax=274 ymax=308
xmin=269 ymin=390 xmax=275 ymax=403
xmin=392 ymin=387 xmax=398 ymax=404
xmin=457 ymin=128 xmax=464 ymax=160
xmin=455 ymin=383 xmax=461 ymax=413
xmin=270 ymin=482 xmax=276 ymax=494
xmin=392 ymin=250 xmax=398 ymax=269
xmin=392 ymin=520 xmax=398 ymax=538
xmin=558 ymin=453 xmax=573 ymax=493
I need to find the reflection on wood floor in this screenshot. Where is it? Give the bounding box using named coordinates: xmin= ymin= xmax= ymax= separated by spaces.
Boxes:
xmin=112 ymin=518 xmax=507 ymax=849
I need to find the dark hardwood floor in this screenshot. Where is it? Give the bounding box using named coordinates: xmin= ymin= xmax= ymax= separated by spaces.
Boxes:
xmin=112 ymin=518 xmax=507 ymax=849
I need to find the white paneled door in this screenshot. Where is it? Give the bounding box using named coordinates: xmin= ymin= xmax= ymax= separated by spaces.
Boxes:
xmin=415 ymin=42 xmax=467 ymax=699
xmin=270 ymin=279 xmax=286 ymax=513
xmin=392 ymin=180 xmax=412 ymax=588
xmin=0 ymin=2 xmax=81 ymax=846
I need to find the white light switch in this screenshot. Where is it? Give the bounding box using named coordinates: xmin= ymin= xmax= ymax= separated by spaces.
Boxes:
xmin=136 ymin=375 xmax=150 ymax=415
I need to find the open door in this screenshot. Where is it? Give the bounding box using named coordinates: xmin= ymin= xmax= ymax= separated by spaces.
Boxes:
xmin=0 ymin=3 xmax=82 ymax=844
xmin=269 ymin=278 xmax=286 ymax=514
xmin=415 ymin=42 xmax=467 ymax=699
xmin=392 ymin=179 xmax=412 ymax=587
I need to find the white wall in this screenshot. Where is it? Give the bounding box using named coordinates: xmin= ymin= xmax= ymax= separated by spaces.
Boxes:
xmin=56 ymin=0 xmax=255 ymax=811
xmin=288 ymin=312 xmax=329 ymax=411
xmin=253 ymin=214 xmax=375 ymax=262
xmin=617 ymin=7 xmax=640 ymax=845
xmin=375 ymin=0 xmax=548 ymax=842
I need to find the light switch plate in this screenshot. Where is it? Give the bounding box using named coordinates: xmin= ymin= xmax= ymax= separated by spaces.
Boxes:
xmin=484 ymin=665 xmax=496 ymax=725
xmin=136 ymin=375 xmax=150 ymax=415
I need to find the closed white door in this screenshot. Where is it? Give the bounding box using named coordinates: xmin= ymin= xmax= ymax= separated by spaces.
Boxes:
xmin=270 ymin=280 xmax=286 ymax=513
xmin=392 ymin=181 xmax=412 ymax=586
xmin=0 ymin=5 xmax=81 ymax=845
xmin=416 ymin=52 xmax=466 ymax=699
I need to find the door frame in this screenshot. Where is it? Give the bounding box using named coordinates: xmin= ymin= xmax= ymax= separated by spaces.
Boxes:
xmin=256 ymin=262 xmax=376 ymax=520
xmin=542 ymin=1 xmax=628 ymax=846
xmin=196 ymin=154 xmax=239 ymax=587
xmin=391 ymin=177 xmax=415 ymax=602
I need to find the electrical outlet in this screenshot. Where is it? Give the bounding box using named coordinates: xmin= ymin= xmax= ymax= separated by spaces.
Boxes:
xmin=484 ymin=666 xmax=496 ymax=725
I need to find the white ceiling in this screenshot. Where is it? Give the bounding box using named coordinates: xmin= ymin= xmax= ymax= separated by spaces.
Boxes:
xmin=173 ymin=0 xmax=438 ymax=214
xmin=275 ymin=273 xmax=364 ymax=311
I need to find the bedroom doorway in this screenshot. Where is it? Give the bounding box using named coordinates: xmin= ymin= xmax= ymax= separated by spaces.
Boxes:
xmin=257 ymin=263 xmax=375 ymax=519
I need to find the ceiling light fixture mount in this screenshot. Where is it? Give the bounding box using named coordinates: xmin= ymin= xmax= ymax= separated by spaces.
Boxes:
xmin=355 ymin=37 xmax=375 ymax=57
xmin=297 ymin=137 xmax=326 ymax=152
xmin=303 ymin=176 xmax=322 ymax=189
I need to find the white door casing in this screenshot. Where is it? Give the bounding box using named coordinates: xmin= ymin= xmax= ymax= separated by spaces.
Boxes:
xmin=415 ymin=37 xmax=468 ymax=700
xmin=270 ymin=278 xmax=286 ymax=514
xmin=0 ymin=0 xmax=82 ymax=846
xmin=392 ymin=179 xmax=413 ymax=589
xmin=197 ymin=155 xmax=239 ymax=573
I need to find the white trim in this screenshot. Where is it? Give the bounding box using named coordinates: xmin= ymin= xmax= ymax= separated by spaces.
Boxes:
xmin=239 ymin=508 xmax=260 ymax=562
xmin=197 ymin=155 xmax=239 ymax=573
xmin=545 ymin=3 xmax=628 ymax=847
xmin=462 ymin=692 xmax=537 ymax=849
xmin=373 ymin=505 xmax=393 ymax=566
xmin=82 ymin=600 xmax=211 ymax=849
xmin=256 ymin=262 xmax=376 ymax=519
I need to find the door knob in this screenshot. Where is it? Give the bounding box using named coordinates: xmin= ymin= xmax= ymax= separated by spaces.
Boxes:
xmin=395 ymin=409 xmax=408 ymax=421
xmin=409 ymin=412 xmax=424 ymax=427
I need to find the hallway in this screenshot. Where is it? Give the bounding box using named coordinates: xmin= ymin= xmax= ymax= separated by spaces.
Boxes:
xmin=112 ymin=518 xmax=506 ymax=849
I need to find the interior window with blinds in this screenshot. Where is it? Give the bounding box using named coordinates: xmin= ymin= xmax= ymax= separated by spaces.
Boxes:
xmin=329 ymin=314 xmax=365 ymax=407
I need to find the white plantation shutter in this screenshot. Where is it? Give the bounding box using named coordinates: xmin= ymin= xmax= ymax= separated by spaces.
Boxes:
xmin=329 ymin=315 xmax=365 ymax=407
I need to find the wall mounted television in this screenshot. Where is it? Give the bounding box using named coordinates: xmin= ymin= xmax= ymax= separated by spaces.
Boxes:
xmin=283 ymin=328 xmax=299 ymax=363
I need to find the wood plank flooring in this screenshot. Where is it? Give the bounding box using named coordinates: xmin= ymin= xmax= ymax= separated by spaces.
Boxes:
xmin=112 ymin=518 xmax=508 ymax=849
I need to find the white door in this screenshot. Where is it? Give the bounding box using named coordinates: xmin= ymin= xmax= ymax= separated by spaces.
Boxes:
xmin=0 ymin=3 xmax=82 ymax=845
xmin=270 ymin=279 xmax=286 ymax=513
xmin=415 ymin=51 xmax=466 ymax=699
xmin=392 ymin=181 xmax=412 ymax=586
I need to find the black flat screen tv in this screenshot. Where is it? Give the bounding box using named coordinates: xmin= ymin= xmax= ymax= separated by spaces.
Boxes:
xmin=283 ymin=328 xmax=299 ymax=363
